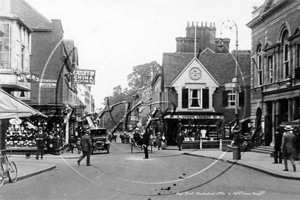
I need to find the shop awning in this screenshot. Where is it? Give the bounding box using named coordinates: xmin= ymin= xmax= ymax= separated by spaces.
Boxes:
xmin=0 ymin=89 xmax=47 ymax=119
xmin=280 ymin=120 xmax=299 ymax=127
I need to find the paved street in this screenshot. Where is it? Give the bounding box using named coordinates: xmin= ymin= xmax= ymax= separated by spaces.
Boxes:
xmin=1 ymin=143 xmax=300 ymax=200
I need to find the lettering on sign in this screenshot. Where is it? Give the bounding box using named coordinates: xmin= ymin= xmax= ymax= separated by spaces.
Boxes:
xmin=40 ymin=83 xmax=56 ymax=88
xmin=74 ymin=69 xmax=95 ymax=85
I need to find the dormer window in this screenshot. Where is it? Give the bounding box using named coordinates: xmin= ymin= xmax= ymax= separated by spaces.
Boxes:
xmin=182 ymin=86 xmax=209 ymax=109
xmin=189 ymin=89 xmax=202 ymax=107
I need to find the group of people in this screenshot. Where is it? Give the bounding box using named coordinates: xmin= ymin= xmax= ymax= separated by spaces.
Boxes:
xmin=273 ymin=125 xmax=300 ymax=172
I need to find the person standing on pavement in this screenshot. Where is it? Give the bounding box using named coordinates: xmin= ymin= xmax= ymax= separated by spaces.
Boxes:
xmin=273 ymin=127 xmax=282 ymax=164
xmin=281 ymin=125 xmax=296 ymax=172
xmin=35 ymin=127 xmax=47 ymax=160
xmin=176 ymin=131 xmax=184 ymax=151
xmin=142 ymin=128 xmax=151 ymax=159
xmin=77 ymin=129 xmax=92 ymax=166
xmin=156 ymin=132 xmax=162 ymax=150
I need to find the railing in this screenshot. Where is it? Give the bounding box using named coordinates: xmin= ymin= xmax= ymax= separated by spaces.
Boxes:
xmin=182 ymin=139 xmax=232 ymax=150
xmin=199 ymin=139 xmax=232 ymax=150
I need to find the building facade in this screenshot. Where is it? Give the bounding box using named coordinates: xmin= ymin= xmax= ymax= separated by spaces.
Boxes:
xmin=152 ymin=22 xmax=251 ymax=145
xmin=247 ymin=0 xmax=300 ymax=146
xmin=0 ymin=0 xmax=88 ymax=152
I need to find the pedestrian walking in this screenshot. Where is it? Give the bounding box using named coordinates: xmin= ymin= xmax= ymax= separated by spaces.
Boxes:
xmin=156 ymin=132 xmax=162 ymax=150
xmin=35 ymin=127 xmax=47 ymax=160
xmin=281 ymin=125 xmax=296 ymax=172
xmin=68 ymin=136 xmax=76 ymax=153
xmin=77 ymin=129 xmax=92 ymax=166
xmin=176 ymin=131 xmax=184 ymax=151
xmin=107 ymin=130 xmax=112 ymax=143
xmin=142 ymin=128 xmax=151 ymax=159
xmin=273 ymin=127 xmax=282 ymax=164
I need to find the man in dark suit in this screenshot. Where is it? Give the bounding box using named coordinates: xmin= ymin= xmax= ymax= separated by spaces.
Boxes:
xmin=35 ymin=127 xmax=47 ymax=160
xmin=176 ymin=131 xmax=184 ymax=151
xmin=142 ymin=128 xmax=151 ymax=159
xmin=77 ymin=129 xmax=92 ymax=166
xmin=273 ymin=127 xmax=282 ymax=164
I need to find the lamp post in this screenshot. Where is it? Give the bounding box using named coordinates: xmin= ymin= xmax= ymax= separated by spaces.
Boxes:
xmin=220 ymin=19 xmax=240 ymax=159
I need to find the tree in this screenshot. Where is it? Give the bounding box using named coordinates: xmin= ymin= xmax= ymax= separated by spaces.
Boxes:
xmin=127 ymin=61 xmax=161 ymax=89
xmin=99 ymin=60 xmax=161 ymax=130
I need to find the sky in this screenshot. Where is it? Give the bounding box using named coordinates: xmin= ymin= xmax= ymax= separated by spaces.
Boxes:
xmin=25 ymin=0 xmax=265 ymax=109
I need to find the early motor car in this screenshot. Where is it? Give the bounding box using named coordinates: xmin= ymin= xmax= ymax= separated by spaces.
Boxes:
xmin=90 ymin=128 xmax=110 ymax=154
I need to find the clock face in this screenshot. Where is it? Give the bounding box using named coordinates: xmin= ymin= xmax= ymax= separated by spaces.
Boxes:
xmin=189 ymin=67 xmax=201 ymax=80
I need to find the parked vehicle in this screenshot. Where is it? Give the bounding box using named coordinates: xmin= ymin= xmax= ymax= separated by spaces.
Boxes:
xmin=90 ymin=128 xmax=110 ymax=154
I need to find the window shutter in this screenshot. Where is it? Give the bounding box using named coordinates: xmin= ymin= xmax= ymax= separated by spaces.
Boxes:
xmin=239 ymin=90 xmax=245 ymax=107
xmin=182 ymin=88 xmax=188 ymax=108
xmin=202 ymin=89 xmax=209 ymax=108
xmin=222 ymin=91 xmax=228 ymax=107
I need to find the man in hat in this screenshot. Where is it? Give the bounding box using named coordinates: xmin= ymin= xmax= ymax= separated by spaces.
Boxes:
xmin=273 ymin=127 xmax=282 ymax=164
xmin=281 ymin=125 xmax=296 ymax=172
xmin=77 ymin=129 xmax=92 ymax=166
xmin=35 ymin=127 xmax=47 ymax=160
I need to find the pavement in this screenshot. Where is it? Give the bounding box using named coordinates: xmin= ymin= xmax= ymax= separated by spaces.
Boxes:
xmin=3 ymin=145 xmax=300 ymax=185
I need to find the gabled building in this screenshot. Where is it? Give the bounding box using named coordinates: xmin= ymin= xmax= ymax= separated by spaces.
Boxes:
xmin=152 ymin=22 xmax=251 ymax=145
xmin=247 ymin=0 xmax=300 ymax=146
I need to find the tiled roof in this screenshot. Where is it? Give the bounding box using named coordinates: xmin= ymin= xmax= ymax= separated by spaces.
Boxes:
xmin=11 ymin=0 xmax=52 ymax=31
xmin=163 ymin=49 xmax=250 ymax=87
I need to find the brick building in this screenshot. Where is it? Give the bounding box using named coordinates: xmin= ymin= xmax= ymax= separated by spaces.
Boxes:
xmin=151 ymin=22 xmax=251 ymax=145
xmin=247 ymin=0 xmax=300 ymax=146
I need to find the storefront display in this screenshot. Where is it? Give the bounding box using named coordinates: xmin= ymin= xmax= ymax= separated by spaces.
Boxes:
xmin=5 ymin=117 xmax=65 ymax=154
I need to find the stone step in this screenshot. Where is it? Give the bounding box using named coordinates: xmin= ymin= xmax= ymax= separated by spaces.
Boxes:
xmin=250 ymin=145 xmax=273 ymax=155
xmin=250 ymin=149 xmax=272 ymax=154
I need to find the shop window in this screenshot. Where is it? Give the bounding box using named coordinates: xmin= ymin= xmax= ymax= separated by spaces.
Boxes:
xmin=268 ymin=55 xmax=273 ymax=83
xmin=182 ymin=88 xmax=209 ymax=109
xmin=0 ymin=22 xmax=11 ymax=69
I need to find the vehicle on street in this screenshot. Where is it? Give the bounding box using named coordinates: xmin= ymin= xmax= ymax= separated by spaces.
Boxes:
xmin=90 ymin=128 xmax=110 ymax=154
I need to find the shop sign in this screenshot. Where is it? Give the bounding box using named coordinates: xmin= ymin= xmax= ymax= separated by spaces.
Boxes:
xmin=40 ymin=83 xmax=56 ymax=88
xmin=74 ymin=69 xmax=95 ymax=85
xmin=164 ymin=115 xmax=224 ymax=119
xmin=141 ymin=85 xmax=152 ymax=103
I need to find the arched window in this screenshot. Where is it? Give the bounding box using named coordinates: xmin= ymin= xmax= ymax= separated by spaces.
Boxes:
xmin=281 ymin=30 xmax=290 ymax=79
xmin=257 ymin=44 xmax=263 ymax=86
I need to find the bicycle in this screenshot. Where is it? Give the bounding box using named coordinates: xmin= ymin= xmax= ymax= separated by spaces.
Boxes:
xmin=0 ymin=149 xmax=18 ymax=186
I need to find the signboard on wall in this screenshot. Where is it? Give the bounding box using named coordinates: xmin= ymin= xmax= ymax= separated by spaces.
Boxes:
xmin=74 ymin=69 xmax=95 ymax=85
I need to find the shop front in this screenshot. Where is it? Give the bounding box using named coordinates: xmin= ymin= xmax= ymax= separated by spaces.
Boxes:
xmin=163 ymin=112 xmax=224 ymax=148
xmin=0 ymin=89 xmax=47 ymax=154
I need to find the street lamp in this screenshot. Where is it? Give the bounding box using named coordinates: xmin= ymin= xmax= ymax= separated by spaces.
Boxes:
xmin=220 ymin=19 xmax=240 ymax=159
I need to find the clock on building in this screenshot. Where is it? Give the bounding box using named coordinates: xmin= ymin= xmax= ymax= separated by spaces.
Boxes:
xmin=189 ymin=67 xmax=201 ymax=80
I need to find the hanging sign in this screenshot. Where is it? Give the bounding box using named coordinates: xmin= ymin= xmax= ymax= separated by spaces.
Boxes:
xmin=74 ymin=69 xmax=95 ymax=85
